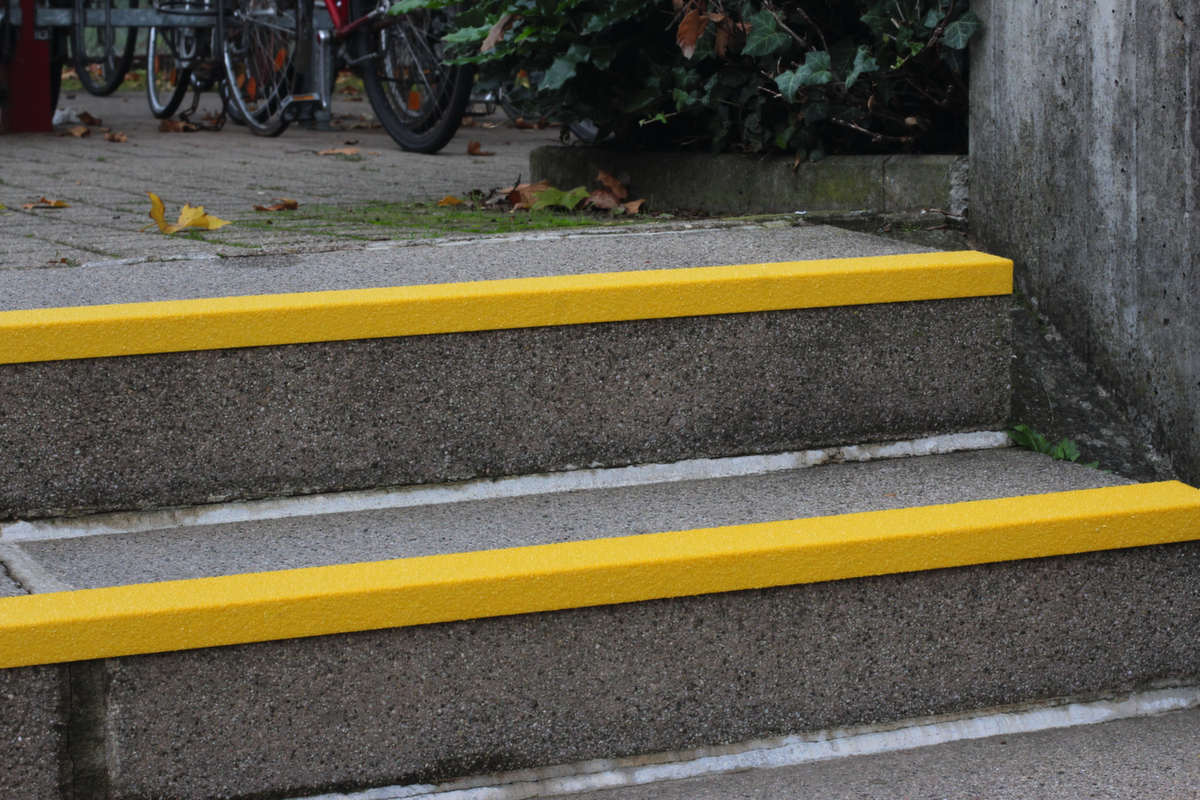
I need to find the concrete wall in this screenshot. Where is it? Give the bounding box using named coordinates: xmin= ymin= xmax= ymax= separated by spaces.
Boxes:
xmin=970 ymin=0 xmax=1200 ymax=484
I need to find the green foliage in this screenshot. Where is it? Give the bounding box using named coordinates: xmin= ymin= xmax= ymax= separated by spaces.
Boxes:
xmin=1008 ymin=425 xmax=1100 ymax=468
xmin=390 ymin=0 xmax=981 ymax=154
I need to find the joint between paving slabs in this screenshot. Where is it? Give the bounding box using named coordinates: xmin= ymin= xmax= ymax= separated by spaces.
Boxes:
xmin=60 ymin=660 xmax=112 ymax=800
xmin=0 ymin=543 xmax=74 ymax=594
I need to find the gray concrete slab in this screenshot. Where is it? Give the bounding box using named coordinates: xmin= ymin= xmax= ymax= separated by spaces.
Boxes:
xmin=0 ymin=665 xmax=66 ymax=800
xmin=0 ymin=220 xmax=931 ymax=311
xmin=0 ymin=91 xmax=560 ymax=271
xmin=566 ymin=705 xmax=1200 ymax=800
xmin=17 ymin=449 xmax=1129 ymax=589
xmin=0 ymin=296 xmax=1010 ymax=519
xmin=94 ymin=538 xmax=1200 ymax=799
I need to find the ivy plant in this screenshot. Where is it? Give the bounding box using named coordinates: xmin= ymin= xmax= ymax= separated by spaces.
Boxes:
xmin=389 ymin=0 xmax=982 ymax=157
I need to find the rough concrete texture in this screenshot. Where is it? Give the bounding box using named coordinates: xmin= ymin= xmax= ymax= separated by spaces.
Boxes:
xmin=0 ymin=221 xmax=932 ymax=311
xmin=17 ymin=449 xmax=1127 ymax=589
xmin=0 ymin=563 xmax=25 ymax=596
xmin=93 ymin=539 xmax=1200 ymax=799
xmin=0 ymin=665 xmax=65 ymax=800
xmin=970 ymin=1 xmax=1200 ymax=486
xmin=568 ymin=705 xmax=1200 ymax=800
xmin=531 ymin=148 xmax=966 ymax=215
xmin=0 ymin=297 xmax=1011 ymax=519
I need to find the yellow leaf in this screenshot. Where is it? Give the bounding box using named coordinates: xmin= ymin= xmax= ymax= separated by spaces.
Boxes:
xmin=23 ymin=197 xmax=70 ymax=210
xmin=437 ymin=195 xmax=464 ymax=206
xmin=141 ymin=192 xmax=232 ymax=234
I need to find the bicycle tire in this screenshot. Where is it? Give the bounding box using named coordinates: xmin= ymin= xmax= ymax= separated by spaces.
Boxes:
xmin=72 ymin=0 xmax=138 ymax=96
xmin=217 ymin=0 xmax=306 ymax=136
xmin=351 ymin=0 xmax=473 ymax=154
xmin=147 ymin=27 xmax=194 ymax=118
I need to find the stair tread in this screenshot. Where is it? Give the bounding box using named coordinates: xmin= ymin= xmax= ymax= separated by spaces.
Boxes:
xmin=9 ymin=449 xmax=1127 ymax=592
xmin=0 ymin=222 xmax=933 ymax=312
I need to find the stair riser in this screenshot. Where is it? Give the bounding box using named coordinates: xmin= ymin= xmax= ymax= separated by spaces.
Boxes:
xmin=7 ymin=540 xmax=1198 ymax=800
xmin=0 ymin=298 xmax=1010 ymax=520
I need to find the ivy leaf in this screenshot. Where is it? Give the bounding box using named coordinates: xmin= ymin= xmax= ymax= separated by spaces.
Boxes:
xmin=773 ymin=69 xmax=804 ymax=102
xmin=803 ymin=102 xmax=828 ymax=123
xmin=796 ymin=50 xmax=833 ymax=86
xmin=941 ymin=10 xmax=982 ymax=49
xmin=742 ymin=10 xmax=790 ymax=57
xmin=843 ymin=45 xmax=878 ymax=89
xmin=540 ymin=43 xmax=588 ymax=90
xmin=860 ymin=2 xmax=896 ymax=36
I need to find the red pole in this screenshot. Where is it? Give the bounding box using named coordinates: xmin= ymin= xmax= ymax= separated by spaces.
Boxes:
xmin=0 ymin=0 xmax=54 ymax=133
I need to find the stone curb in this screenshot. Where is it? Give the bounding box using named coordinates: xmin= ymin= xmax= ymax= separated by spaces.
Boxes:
xmin=530 ymin=148 xmax=969 ymax=216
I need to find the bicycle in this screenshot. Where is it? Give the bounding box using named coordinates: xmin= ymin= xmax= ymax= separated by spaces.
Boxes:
xmin=216 ymin=0 xmax=473 ymax=152
xmin=72 ymin=0 xmax=138 ymax=96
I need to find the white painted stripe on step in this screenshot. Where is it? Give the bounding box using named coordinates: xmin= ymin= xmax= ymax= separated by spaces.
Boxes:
xmin=0 ymin=431 xmax=1009 ymax=542
xmin=302 ymin=684 xmax=1200 ymax=800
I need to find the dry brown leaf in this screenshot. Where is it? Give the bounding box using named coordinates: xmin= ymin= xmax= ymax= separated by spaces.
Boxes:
xmin=437 ymin=195 xmax=464 ymax=206
xmin=253 ymin=198 xmax=299 ymax=212
xmin=142 ymin=192 xmax=232 ymax=234
xmin=597 ymin=171 xmax=629 ymax=199
xmin=481 ymin=12 xmax=520 ymax=52
xmin=622 ymin=199 xmax=646 ymax=214
xmin=506 ymin=179 xmax=551 ymax=208
xmin=467 ymin=141 xmax=494 ymax=156
xmin=461 ymin=116 xmax=476 ymax=127
xmin=105 ymin=131 xmax=128 ymax=143
xmin=714 ymin=24 xmax=731 ymax=59
xmin=587 ymin=189 xmax=622 ymax=210
xmin=78 ymin=111 xmax=102 ymax=126
xmin=22 ymin=197 xmax=70 ymax=210
xmin=159 ymin=119 xmax=199 ymax=133
xmin=676 ymin=8 xmax=708 ymax=59
xmin=56 ymin=125 xmax=91 ymax=138
xmin=511 ymin=117 xmax=537 ymax=130
xmin=317 ymin=147 xmax=361 ymax=155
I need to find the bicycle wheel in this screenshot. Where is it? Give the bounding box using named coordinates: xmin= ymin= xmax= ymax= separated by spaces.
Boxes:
xmin=72 ymin=0 xmax=138 ymax=96
xmin=147 ymin=27 xmax=194 ymax=118
xmin=217 ymin=0 xmax=308 ymax=136
xmin=351 ymin=0 xmax=474 ymax=154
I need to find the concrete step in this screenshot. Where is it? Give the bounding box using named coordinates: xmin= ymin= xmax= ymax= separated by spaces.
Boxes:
xmin=0 ymin=223 xmax=1011 ymax=520
xmin=3 ymin=447 xmax=1200 ymax=799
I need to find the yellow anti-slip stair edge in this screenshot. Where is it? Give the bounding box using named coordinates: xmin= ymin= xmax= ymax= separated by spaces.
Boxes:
xmin=0 ymin=251 xmax=1011 ymax=364
xmin=1 ymin=481 xmax=1198 ymax=669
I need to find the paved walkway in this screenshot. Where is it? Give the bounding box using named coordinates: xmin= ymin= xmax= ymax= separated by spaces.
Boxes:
xmin=0 ymin=89 xmax=560 ymax=269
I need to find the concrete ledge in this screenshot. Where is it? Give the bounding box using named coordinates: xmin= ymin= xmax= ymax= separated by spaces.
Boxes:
xmin=0 ymin=253 xmax=1009 ymax=364
xmin=28 ymin=534 xmax=1200 ymax=799
xmin=2 ymin=481 xmax=1198 ymax=669
xmin=0 ymin=295 xmax=1012 ymax=520
xmin=530 ymin=149 xmax=969 ymax=215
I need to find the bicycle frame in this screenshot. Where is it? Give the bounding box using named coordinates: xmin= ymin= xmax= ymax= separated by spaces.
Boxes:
xmin=276 ymin=0 xmax=386 ymax=116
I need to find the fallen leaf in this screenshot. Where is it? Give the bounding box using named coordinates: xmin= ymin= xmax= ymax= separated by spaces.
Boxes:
xmin=622 ymin=198 xmax=646 ymax=214
xmin=56 ymin=126 xmax=90 ymax=138
xmin=467 ymin=141 xmax=494 ymax=156
xmin=511 ymin=117 xmax=537 ymax=130
xmin=481 ymin=12 xmax=520 ymax=52
xmin=714 ymin=24 xmax=731 ymax=59
xmin=597 ymin=170 xmax=628 ymax=199
xmin=22 ymin=197 xmax=70 ymax=209
xmin=437 ymin=195 xmax=464 ymax=206
xmin=461 ymin=116 xmax=476 ymax=127
xmin=141 ymin=191 xmax=232 ymax=234
xmin=587 ymin=189 xmax=622 ymax=210
xmin=531 ymin=185 xmax=589 ymax=211
xmin=506 ymin=179 xmax=551 ymax=208
xmin=98 ymin=126 xmax=111 ymax=133
xmin=676 ymin=8 xmax=709 ymax=59
xmin=105 ymin=131 xmax=128 ymax=143
xmin=317 ymin=147 xmax=361 ymax=155
xmin=78 ymin=111 xmax=102 ymax=126
xmin=159 ymin=119 xmax=199 ymax=132
xmin=253 ymin=198 xmax=299 ymax=212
